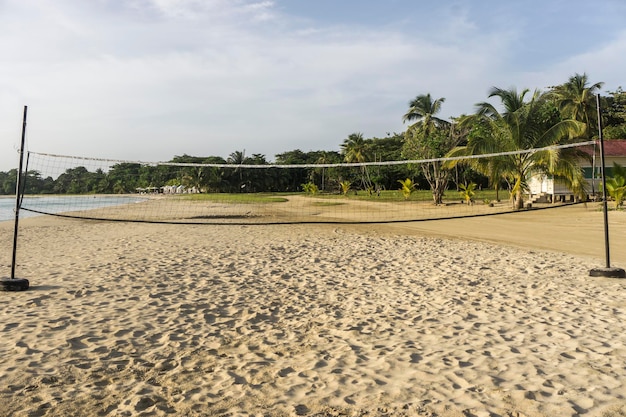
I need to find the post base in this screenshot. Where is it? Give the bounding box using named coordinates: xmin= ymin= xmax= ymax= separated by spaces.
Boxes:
xmin=0 ymin=277 xmax=30 ymax=291
xmin=589 ymin=267 xmax=626 ymax=278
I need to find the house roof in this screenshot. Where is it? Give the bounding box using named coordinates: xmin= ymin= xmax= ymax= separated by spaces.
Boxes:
xmin=581 ymin=139 xmax=626 ymax=157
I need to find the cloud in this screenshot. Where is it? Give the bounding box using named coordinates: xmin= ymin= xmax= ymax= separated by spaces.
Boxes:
xmin=123 ymin=0 xmax=278 ymax=25
xmin=1 ymin=0 xmax=624 ymax=172
xmin=512 ymin=29 xmax=626 ymax=97
xmin=556 ymin=30 xmax=626 ymax=91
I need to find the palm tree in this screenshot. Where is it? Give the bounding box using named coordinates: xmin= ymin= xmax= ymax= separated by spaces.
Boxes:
xmin=550 ymin=74 xmax=604 ymax=194
xmin=341 ymin=132 xmax=372 ymax=190
xmin=403 ymin=93 xmax=450 ymax=133
xmin=450 ymin=87 xmax=586 ymax=209
xmin=314 ymin=151 xmax=333 ymax=191
xmin=605 ymin=163 xmax=626 ymax=209
xmin=550 ymin=73 xmax=604 ymax=137
xmin=340 ymin=180 xmax=351 ymax=196
xmin=182 ymin=167 xmax=205 ymax=192
xmin=459 ymin=182 xmax=477 ymax=205
xmin=249 ymin=153 xmax=267 ymax=164
xmin=398 ymin=178 xmax=416 ymax=200
xmin=402 ymin=93 xmax=457 ymax=204
xmin=227 ymin=150 xmax=246 ymax=191
xmin=227 ymin=150 xmax=246 ymax=165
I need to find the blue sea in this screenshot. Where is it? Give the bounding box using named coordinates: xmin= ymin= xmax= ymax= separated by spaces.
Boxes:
xmin=0 ymin=195 xmax=146 ymax=222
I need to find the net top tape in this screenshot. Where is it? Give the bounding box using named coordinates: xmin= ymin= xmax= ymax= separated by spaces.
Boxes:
xmin=28 ymin=141 xmax=596 ymax=169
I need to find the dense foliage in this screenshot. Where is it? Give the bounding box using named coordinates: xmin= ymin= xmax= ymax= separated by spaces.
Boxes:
xmin=1 ymin=74 xmax=623 ymax=199
xmin=450 ymin=87 xmax=587 ymax=209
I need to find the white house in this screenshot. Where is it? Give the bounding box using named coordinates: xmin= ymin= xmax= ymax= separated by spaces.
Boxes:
xmin=528 ymin=139 xmax=626 ymax=202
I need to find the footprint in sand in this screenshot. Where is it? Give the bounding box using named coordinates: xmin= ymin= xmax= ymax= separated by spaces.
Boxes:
xmin=294 ymin=404 xmax=309 ymax=415
xmin=278 ymin=367 xmax=296 ymax=377
xmin=67 ymin=337 xmax=88 ymax=350
xmin=410 ymin=353 xmax=423 ymax=363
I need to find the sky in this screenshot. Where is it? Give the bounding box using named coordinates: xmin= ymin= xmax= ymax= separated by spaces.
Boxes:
xmin=1 ymin=0 xmax=625 ymax=171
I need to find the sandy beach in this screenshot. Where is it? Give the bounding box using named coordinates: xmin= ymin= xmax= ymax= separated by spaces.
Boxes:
xmin=1 ymin=204 xmax=626 ymax=416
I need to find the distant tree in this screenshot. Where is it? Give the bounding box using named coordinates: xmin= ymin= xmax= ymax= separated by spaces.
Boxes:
xmin=275 ymin=149 xmax=310 ymax=192
xmin=367 ymin=133 xmax=410 ymax=190
xmin=403 ymin=94 xmax=449 ymax=134
xmin=341 ymin=132 xmax=369 ymax=164
xmin=106 ymin=163 xmax=142 ymax=193
xmin=227 ymin=150 xmax=247 ymax=191
xmin=54 ymin=166 xmax=93 ymax=194
xmin=312 ymin=151 xmax=342 ymax=192
xmin=246 ymin=153 xmax=274 ymax=192
xmin=227 ymin=150 xmax=246 ymax=165
xmin=94 ymin=168 xmax=112 ymax=193
xmin=1 ymin=170 xmax=16 ymax=195
xmin=249 ymin=154 xmax=267 ymax=164
xmin=549 ymin=73 xmax=603 ymax=137
xmin=181 ymin=167 xmax=205 ymax=192
xmin=0 ymin=170 xmax=14 ymax=194
xmin=603 ymin=87 xmax=626 ymax=139
xmin=341 ymin=132 xmax=372 ymax=190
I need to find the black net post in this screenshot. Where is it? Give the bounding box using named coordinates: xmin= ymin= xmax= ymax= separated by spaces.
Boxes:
xmin=589 ymin=94 xmax=625 ymax=278
xmin=1 ymin=106 xmax=31 ymax=291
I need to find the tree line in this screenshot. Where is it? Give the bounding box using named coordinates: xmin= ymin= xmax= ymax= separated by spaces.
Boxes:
xmin=1 ymin=74 xmax=624 ymax=208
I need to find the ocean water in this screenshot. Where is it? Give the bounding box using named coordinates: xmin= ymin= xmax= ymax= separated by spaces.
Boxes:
xmin=0 ymin=195 xmax=146 ymax=222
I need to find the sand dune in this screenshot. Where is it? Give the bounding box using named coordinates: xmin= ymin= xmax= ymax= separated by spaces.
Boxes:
xmin=1 ymin=205 xmax=626 ymax=416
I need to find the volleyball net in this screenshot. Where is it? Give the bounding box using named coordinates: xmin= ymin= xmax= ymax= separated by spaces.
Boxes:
xmin=17 ymin=142 xmax=597 ymax=225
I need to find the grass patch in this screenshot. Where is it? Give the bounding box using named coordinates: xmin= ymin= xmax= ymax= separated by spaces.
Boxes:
xmin=311 ymin=189 xmax=506 ymax=203
xmin=171 ymin=189 xmax=508 ymax=205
